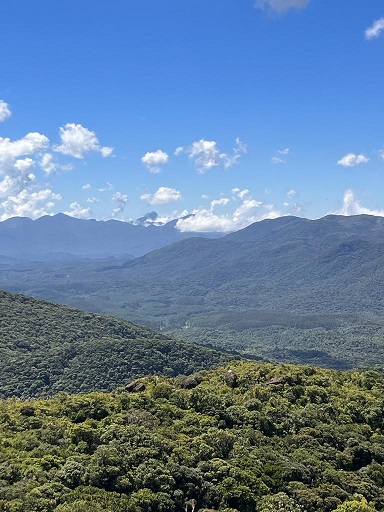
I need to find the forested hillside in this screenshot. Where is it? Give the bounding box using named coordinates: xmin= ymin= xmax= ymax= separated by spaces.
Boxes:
xmin=1 ymin=361 xmax=384 ymax=511
xmin=0 ymin=291 xmax=234 ymax=398
xmin=3 ymin=215 xmax=384 ymax=369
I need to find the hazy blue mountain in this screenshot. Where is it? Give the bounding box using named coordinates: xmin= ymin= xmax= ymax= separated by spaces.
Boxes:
xmin=0 ymin=212 xmax=223 ymax=260
xmin=3 ymin=213 xmax=384 ymax=319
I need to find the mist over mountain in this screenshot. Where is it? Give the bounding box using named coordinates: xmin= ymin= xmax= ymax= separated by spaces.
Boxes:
xmin=0 ymin=212 xmax=223 ymax=260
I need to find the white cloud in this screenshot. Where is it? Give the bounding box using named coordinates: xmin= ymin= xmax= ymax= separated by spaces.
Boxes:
xmin=0 ymin=100 xmax=11 ymax=122
xmin=0 ymin=133 xmax=49 ymax=169
xmin=53 ymin=123 xmax=114 ymax=159
xmin=98 ymin=182 xmax=113 ymax=192
xmin=255 ymin=0 xmax=309 ymax=14
xmin=86 ymin=197 xmax=99 ymax=204
xmin=112 ymin=191 xmax=128 ymax=217
xmin=176 ymin=192 xmax=282 ymax=233
xmin=211 ymin=198 xmax=230 ymax=209
xmin=141 ymin=150 xmax=169 ymax=173
xmin=176 ymin=210 xmax=234 ymax=232
xmin=337 ymin=153 xmax=369 ymax=167
xmin=286 ymin=188 xmax=297 ymax=198
xmin=0 ymin=133 xmax=49 ymax=199
xmin=201 ymin=194 xmax=210 ymax=199
xmin=378 ymin=150 xmax=384 ymax=161
xmin=176 ymin=137 xmax=246 ymax=173
xmin=0 ymin=188 xmax=61 ymax=221
xmin=40 ymin=153 xmax=56 ymax=175
xmin=174 ymin=146 xmax=184 ymax=156
xmin=82 ymin=183 xmax=91 ymax=190
xmin=100 ymin=146 xmax=114 ymax=158
xmin=271 ymin=156 xmax=285 ymax=164
xmin=64 ymin=201 xmax=91 ymax=219
xmin=272 ymin=148 xmax=290 ymax=164
xmin=232 ymin=188 xmax=250 ymax=200
xmin=140 ymin=186 xmax=182 ymax=205
xmin=365 ymin=18 xmax=384 ymax=40
xmin=335 ymin=189 xmax=384 ymax=217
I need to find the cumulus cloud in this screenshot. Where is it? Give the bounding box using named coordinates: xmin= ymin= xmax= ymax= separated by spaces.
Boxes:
xmin=176 ymin=191 xmax=282 ymax=232
xmin=0 ymin=189 xmax=61 ymax=221
xmin=378 ymin=150 xmax=384 ymax=161
xmin=365 ymin=18 xmax=384 ymax=40
xmin=141 ymin=150 xmax=169 ymax=173
xmin=53 ymin=123 xmax=114 ymax=159
xmin=140 ymin=186 xmax=182 ymax=205
xmin=0 ymin=132 xmax=49 ymax=200
xmin=82 ymin=183 xmax=91 ymax=190
xmin=232 ymin=188 xmax=250 ymax=200
xmin=337 ymin=153 xmax=369 ymax=167
xmin=271 ymin=156 xmax=285 ymax=164
xmin=0 ymin=100 xmax=11 ymax=122
xmin=176 ymin=137 xmax=246 ymax=173
xmin=255 ymin=0 xmax=309 ymax=14
xmin=112 ymin=191 xmax=128 ymax=217
xmin=335 ymin=189 xmax=384 ymax=217
xmin=40 ymin=153 xmax=56 ymax=175
xmin=64 ymin=202 xmax=91 ymax=219
xmin=211 ymin=198 xmax=230 ymax=209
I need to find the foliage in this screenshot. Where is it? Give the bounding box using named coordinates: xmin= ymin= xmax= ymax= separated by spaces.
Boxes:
xmin=1 ymin=361 xmax=384 ymax=511
xmin=0 ymin=291 xmax=233 ymax=398
xmin=4 ymin=215 xmax=384 ymax=370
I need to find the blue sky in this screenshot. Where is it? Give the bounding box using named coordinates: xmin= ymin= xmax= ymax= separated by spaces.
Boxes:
xmin=0 ymin=0 xmax=384 ymax=231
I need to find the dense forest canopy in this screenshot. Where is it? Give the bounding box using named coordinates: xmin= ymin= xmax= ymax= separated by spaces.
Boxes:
xmin=1 ymin=361 xmax=384 ymax=511
xmin=0 ymin=290 xmax=234 ymax=399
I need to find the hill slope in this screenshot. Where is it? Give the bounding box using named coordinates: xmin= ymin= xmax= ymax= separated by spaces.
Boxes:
xmin=0 ymin=290 xmax=235 ymax=398
xmin=1 ymin=361 xmax=384 ymax=511
xmin=3 ymin=214 xmax=384 ymax=369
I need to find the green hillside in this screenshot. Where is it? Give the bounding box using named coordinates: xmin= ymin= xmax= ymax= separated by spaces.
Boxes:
xmin=1 ymin=361 xmax=384 ymax=511
xmin=4 ymin=215 xmax=384 ymax=369
xmin=0 ymin=291 xmax=234 ymax=399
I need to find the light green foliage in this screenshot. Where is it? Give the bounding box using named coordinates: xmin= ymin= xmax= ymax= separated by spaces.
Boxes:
xmin=0 ymin=362 xmax=384 ymax=510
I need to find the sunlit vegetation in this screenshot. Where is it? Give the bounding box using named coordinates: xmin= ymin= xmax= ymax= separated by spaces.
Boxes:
xmin=1 ymin=361 xmax=384 ymax=511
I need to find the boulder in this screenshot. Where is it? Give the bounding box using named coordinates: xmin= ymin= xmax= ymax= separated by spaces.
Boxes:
xmin=179 ymin=375 xmax=202 ymax=389
xmin=125 ymin=380 xmax=146 ymax=393
xmin=225 ymin=369 xmax=238 ymax=388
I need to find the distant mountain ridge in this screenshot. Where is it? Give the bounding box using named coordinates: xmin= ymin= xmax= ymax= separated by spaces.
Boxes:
xmin=3 ymin=213 xmax=384 ymax=320
xmin=0 ymin=212 xmax=223 ymax=260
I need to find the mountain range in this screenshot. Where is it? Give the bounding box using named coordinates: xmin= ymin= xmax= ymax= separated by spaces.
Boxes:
xmin=0 ymin=212 xmax=222 ymax=260
xmin=3 ymin=213 xmax=384 ymax=369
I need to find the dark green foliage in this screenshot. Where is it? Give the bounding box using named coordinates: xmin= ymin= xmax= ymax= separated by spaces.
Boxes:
xmin=1 ymin=362 xmax=384 ymax=510
xmin=0 ymin=291 xmax=233 ymax=399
